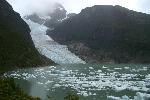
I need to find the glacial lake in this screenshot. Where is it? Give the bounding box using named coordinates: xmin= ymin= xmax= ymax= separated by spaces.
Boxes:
xmin=4 ymin=64 xmax=150 ymax=100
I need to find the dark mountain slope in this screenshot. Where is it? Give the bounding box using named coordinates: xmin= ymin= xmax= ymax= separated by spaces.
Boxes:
xmin=0 ymin=0 xmax=54 ymax=72
xmin=47 ymin=5 xmax=150 ymax=63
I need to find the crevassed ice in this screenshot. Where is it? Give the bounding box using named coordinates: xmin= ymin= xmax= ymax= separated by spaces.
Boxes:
xmin=24 ymin=19 xmax=85 ymax=64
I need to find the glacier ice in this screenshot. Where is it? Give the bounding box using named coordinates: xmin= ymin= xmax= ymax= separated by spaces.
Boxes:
xmin=24 ymin=19 xmax=85 ymax=64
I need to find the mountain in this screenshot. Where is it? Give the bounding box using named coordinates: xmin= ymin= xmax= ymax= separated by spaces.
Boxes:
xmin=24 ymin=13 xmax=46 ymax=24
xmin=25 ymin=3 xmax=67 ymax=29
xmin=0 ymin=0 xmax=54 ymax=73
xmin=47 ymin=5 xmax=150 ymax=63
xmin=24 ymin=3 xmax=76 ymax=29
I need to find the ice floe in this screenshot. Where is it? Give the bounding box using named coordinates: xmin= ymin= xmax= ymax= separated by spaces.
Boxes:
xmin=108 ymin=92 xmax=150 ymax=100
xmin=4 ymin=65 xmax=150 ymax=99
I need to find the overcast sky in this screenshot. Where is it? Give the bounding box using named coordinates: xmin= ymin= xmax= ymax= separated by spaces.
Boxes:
xmin=6 ymin=0 xmax=150 ymax=16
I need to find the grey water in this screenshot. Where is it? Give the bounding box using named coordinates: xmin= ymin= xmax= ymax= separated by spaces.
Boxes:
xmin=4 ymin=64 xmax=150 ymax=100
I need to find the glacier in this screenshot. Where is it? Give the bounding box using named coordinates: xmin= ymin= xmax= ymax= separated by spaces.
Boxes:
xmin=24 ymin=19 xmax=85 ymax=64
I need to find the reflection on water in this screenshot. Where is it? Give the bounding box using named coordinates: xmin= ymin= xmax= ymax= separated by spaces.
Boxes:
xmin=4 ymin=64 xmax=150 ymax=100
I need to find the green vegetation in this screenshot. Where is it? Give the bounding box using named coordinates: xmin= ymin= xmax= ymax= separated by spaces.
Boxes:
xmin=64 ymin=92 xmax=80 ymax=100
xmin=0 ymin=0 xmax=54 ymax=74
xmin=47 ymin=92 xmax=80 ymax=100
xmin=0 ymin=78 xmax=80 ymax=100
xmin=0 ymin=78 xmax=40 ymax=100
xmin=0 ymin=1 xmax=54 ymax=99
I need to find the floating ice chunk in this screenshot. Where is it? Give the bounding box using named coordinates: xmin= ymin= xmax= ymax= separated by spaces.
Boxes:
xmin=97 ymin=70 xmax=102 ymax=73
xmin=54 ymin=84 xmax=61 ymax=87
xmin=89 ymin=67 xmax=94 ymax=70
xmin=122 ymin=95 xmax=129 ymax=100
xmin=102 ymin=65 xmax=107 ymax=69
xmin=107 ymin=96 xmax=120 ymax=100
xmin=134 ymin=92 xmax=144 ymax=100
xmin=93 ymin=93 xmax=96 ymax=95
xmin=108 ymin=92 xmax=150 ymax=100
xmin=46 ymin=89 xmax=50 ymax=91
xmin=37 ymin=82 xmax=44 ymax=85
xmin=124 ymin=67 xmax=130 ymax=69
xmin=113 ymin=85 xmax=128 ymax=92
xmin=45 ymin=80 xmax=53 ymax=85
xmin=134 ymin=92 xmax=150 ymax=100
xmin=114 ymin=68 xmax=122 ymax=70
xmin=89 ymin=72 xmax=95 ymax=75
xmin=46 ymin=70 xmax=51 ymax=73
xmin=22 ymin=73 xmax=28 ymax=76
xmin=80 ymin=91 xmax=88 ymax=96
xmin=41 ymin=75 xmax=46 ymax=78
xmin=81 ymin=83 xmax=89 ymax=87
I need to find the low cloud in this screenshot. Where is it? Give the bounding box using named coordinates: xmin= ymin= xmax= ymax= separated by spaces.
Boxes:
xmin=7 ymin=0 xmax=58 ymax=16
xmin=6 ymin=0 xmax=150 ymax=16
xmin=136 ymin=0 xmax=150 ymax=14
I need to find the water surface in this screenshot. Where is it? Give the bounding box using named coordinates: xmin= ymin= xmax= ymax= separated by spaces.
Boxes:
xmin=4 ymin=64 xmax=150 ymax=100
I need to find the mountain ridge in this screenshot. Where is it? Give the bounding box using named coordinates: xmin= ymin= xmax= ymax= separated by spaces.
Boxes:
xmin=0 ymin=0 xmax=54 ymax=73
xmin=24 ymin=3 xmax=76 ymax=29
xmin=47 ymin=5 xmax=150 ymax=63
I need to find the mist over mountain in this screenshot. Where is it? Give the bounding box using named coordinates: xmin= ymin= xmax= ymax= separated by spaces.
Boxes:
xmin=0 ymin=0 xmax=54 ymax=72
xmin=44 ymin=3 xmax=67 ymax=28
xmin=47 ymin=5 xmax=150 ymax=63
xmin=1 ymin=1 xmax=150 ymax=100
xmin=24 ymin=3 xmax=76 ymax=29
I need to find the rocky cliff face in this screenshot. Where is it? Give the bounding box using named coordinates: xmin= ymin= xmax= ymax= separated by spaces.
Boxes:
xmin=47 ymin=5 xmax=150 ymax=63
xmin=0 ymin=0 xmax=54 ymax=71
